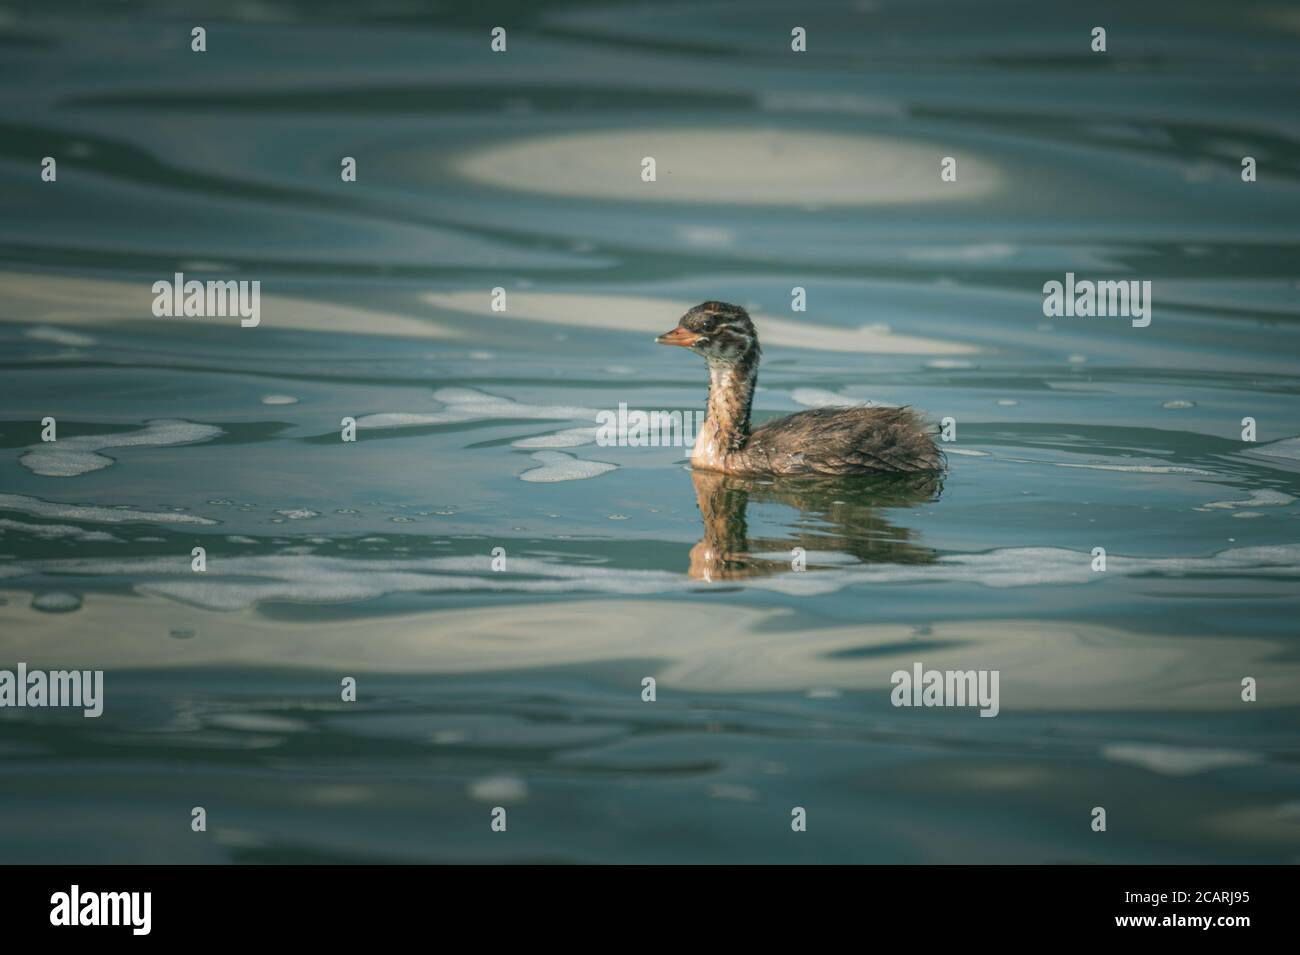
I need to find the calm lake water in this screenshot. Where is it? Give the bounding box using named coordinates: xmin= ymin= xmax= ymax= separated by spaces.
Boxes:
xmin=2 ymin=1 xmax=1299 ymax=863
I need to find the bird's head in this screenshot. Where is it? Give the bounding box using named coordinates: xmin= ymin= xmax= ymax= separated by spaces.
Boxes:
xmin=655 ymin=301 xmax=759 ymax=366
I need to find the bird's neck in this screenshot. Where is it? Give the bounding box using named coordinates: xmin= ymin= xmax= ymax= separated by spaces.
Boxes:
xmin=693 ymin=356 xmax=757 ymax=469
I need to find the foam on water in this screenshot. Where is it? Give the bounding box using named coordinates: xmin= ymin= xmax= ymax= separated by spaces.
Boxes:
xmin=31 ymin=591 xmax=83 ymax=613
xmin=433 ymin=387 xmax=598 ymax=421
xmin=1204 ymin=489 xmax=1294 ymax=509
xmin=1250 ymin=436 xmax=1300 ymax=462
xmin=0 ymin=493 xmax=216 ymax=525
xmin=519 ymin=451 xmax=618 ymax=483
xmin=0 ymin=519 xmax=121 ymax=542
xmin=354 ymin=412 xmax=453 ymax=429
xmin=511 ymin=427 xmax=600 ymax=449
xmin=931 ymin=450 xmax=1213 ymax=475
xmin=1051 ymin=462 xmax=1215 ymax=475
xmin=20 ymin=420 xmax=224 ymax=477
xmin=358 ymin=387 xmax=599 ymax=432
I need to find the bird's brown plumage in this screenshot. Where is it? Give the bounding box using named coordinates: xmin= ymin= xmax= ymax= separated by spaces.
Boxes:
xmin=741 ymin=404 xmax=944 ymax=476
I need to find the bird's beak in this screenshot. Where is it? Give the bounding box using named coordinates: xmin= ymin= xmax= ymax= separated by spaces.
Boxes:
xmin=655 ymin=326 xmax=703 ymax=348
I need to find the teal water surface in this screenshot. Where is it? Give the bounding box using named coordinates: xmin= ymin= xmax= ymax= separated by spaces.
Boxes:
xmin=1 ymin=0 xmax=1300 ymax=863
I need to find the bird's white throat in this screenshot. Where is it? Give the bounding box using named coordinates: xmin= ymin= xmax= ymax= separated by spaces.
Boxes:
xmin=693 ymin=360 xmax=757 ymax=470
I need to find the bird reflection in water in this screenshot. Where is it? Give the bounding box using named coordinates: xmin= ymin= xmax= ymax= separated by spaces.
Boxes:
xmin=687 ymin=468 xmax=942 ymax=582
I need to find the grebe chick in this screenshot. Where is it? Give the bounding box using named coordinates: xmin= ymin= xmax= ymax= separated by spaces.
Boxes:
xmin=656 ymin=301 xmax=944 ymax=477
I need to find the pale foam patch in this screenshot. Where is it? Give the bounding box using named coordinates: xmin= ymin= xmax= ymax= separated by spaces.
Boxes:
xmin=13 ymin=544 xmax=1300 ymax=611
xmin=453 ymin=128 xmax=1000 ymax=206
xmin=1051 ymin=462 xmax=1214 ymax=475
xmin=519 ymin=451 xmax=617 ymax=483
xmin=357 ymin=388 xmax=599 ymax=432
xmin=20 ymin=419 xmax=223 ymax=477
xmin=945 ymin=448 xmax=990 ymax=457
xmin=261 ymin=394 xmax=298 ymax=405
xmin=1102 ymin=743 xmax=1261 ymax=776
xmin=986 ymin=450 xmax=1218 ymax=476
xmin=0 ymin=519 xmax=121 ymax=542
xmin=31 ymin=592 xmax=82 ymax=613
xmin=512 ymin=427 xmax=599 ymax=449
xmin=0 ymin=492 xmax=216 ymax=525
xmin=1249 ymin=437 xmax=1300 ymax=462
xmin=1204 ymin=489 xmax=1294 ymax=510
xmin=432 ymin=387 xmax=597 ymax=421
xmin=354 ymin=412 xmax=454 ymax=429
xmin=25 ymin=325 xmax=97 ymax=346
xmin=421 ymin=291 xmax=976 ymax=356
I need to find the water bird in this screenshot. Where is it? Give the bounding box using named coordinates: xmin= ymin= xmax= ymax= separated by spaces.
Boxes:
xmin=656 ymin=301 xmax=945 ymax=476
